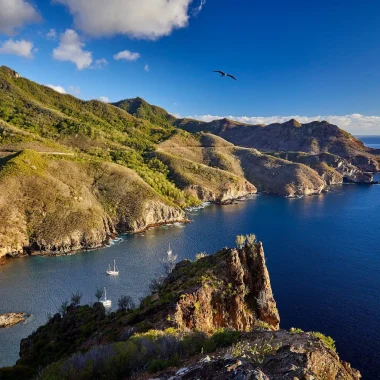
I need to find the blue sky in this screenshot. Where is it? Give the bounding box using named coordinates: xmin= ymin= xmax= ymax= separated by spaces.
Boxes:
xmin=1 ymin=0 xmax=380 ymax=134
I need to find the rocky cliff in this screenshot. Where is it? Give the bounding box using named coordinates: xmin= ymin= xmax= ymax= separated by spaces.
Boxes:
xmin=272 ymin=152 xmax=374 ymax=185
xmin=3 ymin=241 xmax=359 ymax=380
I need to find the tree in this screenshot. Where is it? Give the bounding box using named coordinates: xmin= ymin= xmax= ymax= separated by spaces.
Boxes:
xmin=246 ymin=234 xmax=257 ymax=246
xmin=95 ymin=287 xmax=103 ymax=302
xmin=59 ymin=300 xmax=69 ymax=316
xmin=195 ymin=252 xmax=208 ymax=261
xmin=118 ymin=295 xmax=135 ymax=311
xmin=71 ymin=291 xmax=83 ymax=306
xmin=149 ymin=275 xmax=165 ymax=293
xmin=236 ymin=235 xmax=246 ymax=249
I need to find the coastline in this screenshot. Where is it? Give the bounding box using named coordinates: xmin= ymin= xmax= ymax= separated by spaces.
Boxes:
xmin=1 ymin=181 xmax=378 ymax=263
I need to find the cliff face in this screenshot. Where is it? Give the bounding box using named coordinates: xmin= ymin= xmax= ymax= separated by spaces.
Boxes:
xmin=272 ymin=152 xmax=374 ymax=185
xmin=171 ymin=243 xmax=280 ymax=332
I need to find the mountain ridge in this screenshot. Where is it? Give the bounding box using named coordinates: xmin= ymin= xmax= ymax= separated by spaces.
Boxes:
xmin=0 ymin=66 xmax=377 ymax=259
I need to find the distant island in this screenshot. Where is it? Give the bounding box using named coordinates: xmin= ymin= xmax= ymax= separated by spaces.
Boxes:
xmin=0 ymin=65 xmax=379 ymax=259
xmin=0 ymin=239 xmax=361 ymax=379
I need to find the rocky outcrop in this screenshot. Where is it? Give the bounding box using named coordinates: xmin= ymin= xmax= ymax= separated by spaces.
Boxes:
xmin=171 ymin=243 xmax=280 ymax=332
xmin=234 ymin=148 xmax=326 ymax=197
xmin=117 ymin=200 xmax=187 ymax=232
xmin=273 ymin=152 xmax=374 ymax=185
xmin=0 ymin=313 xmax=27 ymax=328
xmin=152 ymin=331 xmax=361 ymax=380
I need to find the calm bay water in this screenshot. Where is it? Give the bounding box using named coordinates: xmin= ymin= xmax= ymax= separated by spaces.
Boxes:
xmin=0 ymin=142 xmax=380 ymax=379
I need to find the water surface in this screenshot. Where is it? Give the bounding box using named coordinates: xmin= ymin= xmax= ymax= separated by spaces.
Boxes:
xmin=0 ymin=156 xmax=380 ymax=379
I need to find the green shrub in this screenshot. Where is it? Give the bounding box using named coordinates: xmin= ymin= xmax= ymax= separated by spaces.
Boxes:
xmin=312 ymin=332 xmax=336 ymax=352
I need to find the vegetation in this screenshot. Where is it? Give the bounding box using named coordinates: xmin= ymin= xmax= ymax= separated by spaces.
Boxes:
xmin=95 ymin=287 xmax=103 ymax=302
xmin=195 ymin=252 xmax=208 ymax=261
xmin=39 ymin=328 xmax=240 ymax=379
xmin=71 ymin=292 xmax=83 ymax=306
xmin=312 ymin=332 xmax=336 ymax=352
xmin=229 ymin=339 xmax=277 ymax=364
xmin=117 ymin=295 xmax=135 ymax=311
xmin=58 ymin=300 xmax=69 ymax=317
xmin=236 ymin=235 xmax=246 ymax=248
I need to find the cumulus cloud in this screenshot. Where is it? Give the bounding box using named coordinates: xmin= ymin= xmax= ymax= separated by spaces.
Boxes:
xmin=192 ymin=0 xmax=206 ymax=16
xmin=0 ymin=38 xmax=34 ymax=58
xmin=0 ymin=0 xmax=41 ymax=35
xmin=47 ymin=84 xmax=66 ymax=94
xmin=144 ymin=64 xmax=149 ymax=72
xmin=185 ymin=113 xmax=380 ymax=135
xmin=93 ymin=58 xmax=108 ymax=69
xmin=99 ymin=96 xmax=110 ymax=103
xmin=53 ymin=29 xmax=92 ymax=70
xmin=46 ymin=29 xmax=57 ymax=39
xmin=53 ymin=0 xmax=195 ymax=40
xmin=114 ymin=50 xmax=141 ymax=61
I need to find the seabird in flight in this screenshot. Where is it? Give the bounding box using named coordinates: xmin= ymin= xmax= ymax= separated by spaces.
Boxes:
xmin=213 ymin=70 xmax=237 ymax=81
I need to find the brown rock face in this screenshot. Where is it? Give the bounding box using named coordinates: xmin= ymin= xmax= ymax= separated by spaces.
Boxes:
xmin=170 ymin=243 xmax=280 ymax=332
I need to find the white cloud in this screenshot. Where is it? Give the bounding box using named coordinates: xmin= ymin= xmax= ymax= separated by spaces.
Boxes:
xmin=53 ymin=29 xmax=92 ymax=70
xmin=0 ymin=0 xmax=41 ymax=35
xmin=144 ymin=64 xmax=149 ymax=72
xmin=68 ymin=86 xmax=80 ymax=95
xmin=99 ymin=96 xmax=110 ymax=103
xmin=184 ymin=113 xmax=380 ymax=135
xmin=93 ymin=58 xmax=108 ymax=69
xmin=47 ymin=84 xmax=66 ymax=94
xmin=114 ymin=50 xmax=141 ymax=61
xmin=53 ymin=0 xmax=195 ymax=40
xmin=192 ymin=0 xmax=206 ymax=16
xmin=0 ymin=38 xmax=34 ymax=58
xmin=46 ymin=28 xmax=57 ymax=39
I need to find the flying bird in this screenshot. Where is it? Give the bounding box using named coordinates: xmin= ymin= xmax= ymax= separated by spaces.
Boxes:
xmin=213 ymin=70 xmax=237 ymax=81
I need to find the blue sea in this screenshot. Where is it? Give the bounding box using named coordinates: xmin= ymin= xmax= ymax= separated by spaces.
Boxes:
xmin=357 ymin=135 xmax=380 ymax=149
xmin=0 ymin=137 xmax=379 ymax=379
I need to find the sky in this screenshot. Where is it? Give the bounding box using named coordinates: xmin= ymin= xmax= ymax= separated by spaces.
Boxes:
xmin=0 ymin=0 xmax=380 ymax=134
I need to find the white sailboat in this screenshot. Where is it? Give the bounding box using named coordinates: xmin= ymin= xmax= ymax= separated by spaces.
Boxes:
xmin=106 ymin=260 xmax=119 ymax=276
xmin=101 ymin=287 xmax=112 ymax=308
xmin=167 ymin=244 xmax=177 ymax=262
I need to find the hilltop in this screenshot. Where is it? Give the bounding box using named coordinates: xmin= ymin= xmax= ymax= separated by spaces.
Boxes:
xmin=0 ymin=66 xmax=377 ymax=259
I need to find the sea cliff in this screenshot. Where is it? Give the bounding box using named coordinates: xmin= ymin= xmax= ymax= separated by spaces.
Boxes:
xmin=0 ymin=240 xmax=360 ymax=380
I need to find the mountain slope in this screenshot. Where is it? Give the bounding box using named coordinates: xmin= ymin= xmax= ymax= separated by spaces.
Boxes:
xmin=113 ymin=98 xmax=379 ymax=172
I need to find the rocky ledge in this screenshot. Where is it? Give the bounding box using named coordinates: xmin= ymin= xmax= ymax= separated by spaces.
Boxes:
xmin=0 ymin=313 xmax=27 ymax=328
xmin=152 ymin=330 xmax=360 ymax=380
xmin=4 ymin=240 xmax=360 ymax=380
